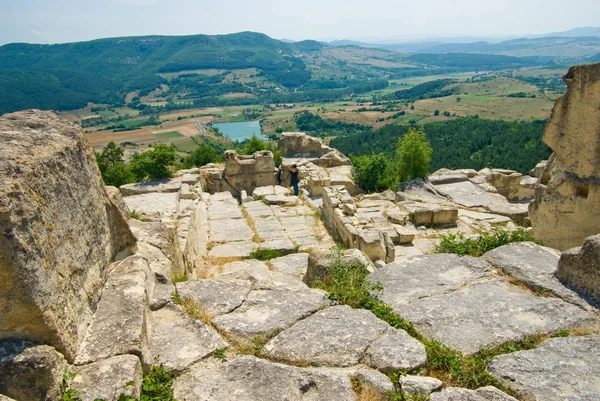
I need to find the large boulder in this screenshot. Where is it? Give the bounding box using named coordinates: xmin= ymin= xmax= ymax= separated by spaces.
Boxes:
xmin=0 ymin=110 xmax=135 ymax=362
xmin=0 ymin=340 xmax=68 ymax=401
xmin=556 ymin=234 xmax=600 ymax=307
xmin=530 ymin=64 xmax=600 ymax=250
xmin=278 ymin=132 xmax=335 ymax=158
xmin=223 ymin=150 xmax=278 ymax=195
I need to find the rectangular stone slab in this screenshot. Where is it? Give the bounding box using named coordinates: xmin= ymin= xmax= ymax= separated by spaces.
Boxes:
xmin=74 ymin=255 xmax=152 ymax=365
xmin=397 ymin=279 xmax=597 ymax=354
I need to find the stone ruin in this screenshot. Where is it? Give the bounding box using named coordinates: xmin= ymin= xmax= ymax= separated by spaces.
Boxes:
xmin=1 ymin=64 xmax=600 ymax=401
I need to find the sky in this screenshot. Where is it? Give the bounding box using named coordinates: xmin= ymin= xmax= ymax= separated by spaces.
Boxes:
xmin=1 ymin=0 xmax=599 ymax=45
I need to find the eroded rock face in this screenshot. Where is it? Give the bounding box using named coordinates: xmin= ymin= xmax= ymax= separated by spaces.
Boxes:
xmin=530 ymin=63 xmax=600 ymax=250
xmin=0 ymin=110 xmax=135 ymax=362
xmin=556 ymin=234 xmax=600 ymax=307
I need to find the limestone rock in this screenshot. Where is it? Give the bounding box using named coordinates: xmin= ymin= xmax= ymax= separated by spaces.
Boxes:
xmin=123 ymin=192 xmax=179 ymax=221
xmin=223 ymin=150 xmax=278 ymax=195
xmin=367 ymin=254 xmax=493 ymax=308
xmin=488 ymin=335 xmax=600 ymax=401
xmin=0 ymin=110 xmax=135 ymax=361
xmin=150 ymin=304 xmax=227 ymax=372
xmin=264 ymin=305 xmax=426 ymax=371
xmin=150 ymin=277 xmax=175 ymax=311
xmin=0 ymin=340 xmax=67 ymax=401
xmin=278 ymin=132 xmax=334 ymax=157
xmin=173 ymin=356 xmax=357 ymax=400
xmin=119 ymin=179 xmax=181 ymax=196
xmin=530 ymin=64 xmax=600 ymax=250
xmin=397 ymin=279 xmax=597 ymax=354
xmin=0 ymin=395 xmax=16 ymax=401
xmin=428 ymin=168 xmax=471 ymax=185
xmin=305 ymin=248 xmax=373 ymax=285
xmin=363 ymin=327 xmax=427 ymax=372
xmin=129 ymin=219 xmax=185 ymax=277
xmin=209 ymin=241 xmax=258 ymax=259
xmin=529 ymin=160 xmax=548 ymax=179
xmin=556 ymin=234 xmax=600 ymax=307
xmin=484 ymin=242 xmax=593 ymax=309
xmin=212 ymin=288 xmax=329 ymax=339
xmin=176 ymin=279 xmax=252 ymax=316
xmin=69 ymin=355 xmax=142 ymax=401
xmin=400 ymin=375 xmax=443 ymax=396
xmin=430 ymin=386 xmax=518 ymax=401
xmin=269 ymin=253 xmax=310 ymax=278
xmin=217 ymin=260 xmax=308 ymax=291
xmin=432 ymin=180 xmax=507 ymax=209
xmin=75 ymin=254 xmax=152 ymax=365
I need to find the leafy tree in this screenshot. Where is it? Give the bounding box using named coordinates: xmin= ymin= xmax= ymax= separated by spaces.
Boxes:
xmin=396 ymin=128 xmax=433 ymax=182
xmin=102 ymin=163 xmax=136 ymax=187
xmin=239 ymin=134 xmax=284 ymax=166
xmin=351 ymin=154 xmax=397 ymax=193
xmin=96 ymin=141 xmax=124 ymax=174
xmin=184 ymin=144 xmax=218 ymax=168
xmin=129 ymin=144 xmax=177 ymax=181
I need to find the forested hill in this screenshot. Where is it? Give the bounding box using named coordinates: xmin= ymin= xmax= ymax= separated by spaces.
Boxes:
xmin=330 ymin=118 xmax=552 ymax=174
xmin=0 ymin=32 xmax=317 ymax=114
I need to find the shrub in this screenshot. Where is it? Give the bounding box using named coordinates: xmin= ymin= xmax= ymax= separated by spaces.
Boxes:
xmin=434 ymin=228 xmax=539 ymax=257
xmin=248 ymin=248 xmax=283 ymax=261
xmin=351 ymin=154 xmax=398 ymax=193
xmin=183 ymin=144 xmax=218 ymax=168
xmin=129 ymin=143 xmax=177 ymax=181
xmin=396 ymin=127 xmax=432 ymax=182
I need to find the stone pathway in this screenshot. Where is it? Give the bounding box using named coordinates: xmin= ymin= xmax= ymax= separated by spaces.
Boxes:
xmin=79 ymin=178 xmax=599 ymax=401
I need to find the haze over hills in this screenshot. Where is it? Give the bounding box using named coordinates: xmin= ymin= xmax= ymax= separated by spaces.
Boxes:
xmin=326 ymin=27 xmax=600 ymax=58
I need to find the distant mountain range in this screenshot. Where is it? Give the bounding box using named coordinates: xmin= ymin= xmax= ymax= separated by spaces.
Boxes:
xmin=325 ymin=27 xmax=600 ymax=58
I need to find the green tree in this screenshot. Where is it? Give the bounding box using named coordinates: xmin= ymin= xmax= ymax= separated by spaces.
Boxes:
xmin=96 ymin=141 xmax=124 ymax=174
xmin=351 ymin=154 xmax=397 ymax=193
xmin=129 ymin=144 xmax=177 ymax=181
xmin=239 ymin=134 xmax=284 ymax=167
xmin=396 ymin=128 xmax=433 ymax=182
xmin=184 ymin=144 xmax=218 ymax=168
xmin=102 ymin=163 xmax=135 ymax=187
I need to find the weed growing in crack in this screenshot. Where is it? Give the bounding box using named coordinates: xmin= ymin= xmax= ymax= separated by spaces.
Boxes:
xmin=433 ymin=228 xmax=539 ymax=257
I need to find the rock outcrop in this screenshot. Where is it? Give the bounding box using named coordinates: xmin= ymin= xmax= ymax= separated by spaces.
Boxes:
xmin=0 ymin=110 xmax=135 ymax=362
xmin=223 ymin=150 xmax=278 ymax=195
xmin=556 ymin=234 xmax=600 ymax=307
xmin=530 ymin=63 xmax=600 ymax=250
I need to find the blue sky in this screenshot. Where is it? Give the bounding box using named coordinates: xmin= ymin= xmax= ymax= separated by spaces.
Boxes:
xmin=1 ymin=0 xmax=599 ymax=45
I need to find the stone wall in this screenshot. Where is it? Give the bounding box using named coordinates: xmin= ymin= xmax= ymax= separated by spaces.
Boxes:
xmin=529 ymin=63 xmax=600 ymax=250
xmin=222 ymin=150 xmax=278 ymax=196
xmin=0 ymin=110 xmax=135 ymax=362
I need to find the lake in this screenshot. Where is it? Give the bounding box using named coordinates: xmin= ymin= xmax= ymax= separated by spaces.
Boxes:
xmin=212 ymin=121 xmax=263 ymax=141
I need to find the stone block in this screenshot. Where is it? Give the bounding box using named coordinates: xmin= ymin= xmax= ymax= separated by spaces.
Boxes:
xmin=74 ymin=255 xmax=152 ymax=366
xmin=556 ymin=234 xmax=600 ymax=307
xmin=70 ymin=355 xmax=142 ymax=401
xmin=0 ymin=340 xmax=67 ymax=401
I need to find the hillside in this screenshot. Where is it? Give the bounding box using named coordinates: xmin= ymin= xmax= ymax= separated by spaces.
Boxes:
xmin=0 ymin=31 xmax=562 ymax=115
xmin=0 ymin=32 xmax=316 ymax=114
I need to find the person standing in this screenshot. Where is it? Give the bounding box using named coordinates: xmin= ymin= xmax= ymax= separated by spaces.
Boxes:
xmin=288 ymin=164 xmax=299 ymax=196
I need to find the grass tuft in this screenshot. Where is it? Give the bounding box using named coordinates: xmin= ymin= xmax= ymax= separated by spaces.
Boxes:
xmin=174 ymin=296 xmax=214 ymax=325
xmin=247 ymin=248 xmax=283 ymax=261
xmin=433 ymin=228 xmax=539 ymax=257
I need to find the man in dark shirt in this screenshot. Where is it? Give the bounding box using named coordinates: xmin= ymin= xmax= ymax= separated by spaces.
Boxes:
xmin=288 ymin=164 xmax=299 ymax=196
